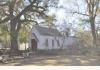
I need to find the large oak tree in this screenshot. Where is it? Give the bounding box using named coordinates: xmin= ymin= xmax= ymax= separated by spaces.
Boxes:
xmin=0 ymin=0 xmax=53 ymax=56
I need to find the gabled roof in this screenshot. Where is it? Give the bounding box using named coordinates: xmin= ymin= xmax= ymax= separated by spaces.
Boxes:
xmin=32 ymin=32 xmax=39 ymax=41
xmin=33 ymin=25 xmax=62 ymax=37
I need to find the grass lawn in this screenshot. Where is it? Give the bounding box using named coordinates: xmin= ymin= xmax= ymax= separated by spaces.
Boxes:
xmin=0 ymin=54 xmax=100 ymax=66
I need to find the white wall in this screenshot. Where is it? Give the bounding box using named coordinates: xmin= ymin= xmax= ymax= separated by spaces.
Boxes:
xmin=19 ymin=43 xmax=29 ymax=50
xmin=63 ymin=37 xmax=78 ymax=48
xmin=37 ymin=36 xmax=63 ymax=49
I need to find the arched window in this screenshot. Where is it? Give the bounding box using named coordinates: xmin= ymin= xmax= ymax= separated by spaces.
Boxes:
xmin=52 ymin=40 xmax=54 ymax=47
xmin=45 ymin=39 xmax=48 ymax=47
xmin=57 ymin=40 xmax=60 ymax=46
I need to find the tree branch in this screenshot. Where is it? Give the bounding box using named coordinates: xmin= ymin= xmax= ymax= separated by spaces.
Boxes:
xmin=94 ymin=0 xmax=99 ymax=17
xmin=15 ymin=0 xmax=37 ymax=19
xmin=16 ymin=19 xmax=38 ymax=31
xmin=20 ymin=19 xmax=38 ymax=24
xmin=0 ymin=2 xmax=9 ymax=6
xmin=71 ymin=11 xmax=89 ymax=16
xmin=0 ymin=17 xmax=10 ymax=24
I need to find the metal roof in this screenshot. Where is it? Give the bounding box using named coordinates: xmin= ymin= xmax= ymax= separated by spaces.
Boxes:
xmin=33 ymin=25 xmax=62 ymax=37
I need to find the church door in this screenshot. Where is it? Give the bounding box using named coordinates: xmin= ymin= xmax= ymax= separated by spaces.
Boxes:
xmin=31 ymin=39 xmax=37 ymax=51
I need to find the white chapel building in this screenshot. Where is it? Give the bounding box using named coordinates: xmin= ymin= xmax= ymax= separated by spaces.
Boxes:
xmin=28 ymin=25 xmax=65 ymax=51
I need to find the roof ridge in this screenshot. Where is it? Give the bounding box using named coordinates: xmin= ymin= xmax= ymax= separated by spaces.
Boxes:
xmin=33 ymin=25 xmax=62 ymax=37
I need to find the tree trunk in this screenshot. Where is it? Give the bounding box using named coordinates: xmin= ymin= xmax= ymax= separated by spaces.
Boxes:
xmin=9 ymin=21 xmax=20 ymax=56
xmin=10 ymin=31 xmax=20 ymax=56
xmin=90 ymin=17 xmax=97 ymax=46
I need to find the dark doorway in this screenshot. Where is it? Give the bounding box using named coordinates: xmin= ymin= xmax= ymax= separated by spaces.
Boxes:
xmin=31 ymin=39 xmax=37 ymax=51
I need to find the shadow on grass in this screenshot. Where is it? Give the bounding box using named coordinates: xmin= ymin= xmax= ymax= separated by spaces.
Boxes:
xmin=11 ymin=55 xmax=100 ymax=66
xmin=0 ymin=54 xmax=100 ymax=66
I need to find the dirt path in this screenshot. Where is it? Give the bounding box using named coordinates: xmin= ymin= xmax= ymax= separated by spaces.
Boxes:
xmin=0 ymin=55 xmax=100 ymax=66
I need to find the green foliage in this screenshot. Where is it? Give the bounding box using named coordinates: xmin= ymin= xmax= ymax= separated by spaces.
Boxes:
xmin=19 ymin=32 xmax=27 ymax=43
xmin=19 ymin=24 xmax=30 ymax=43
xmin=0 ymin=24 xmax=9 ymax=40
xmin=41 ymin=15 xmax=56 ymax=27
xmin=0 ymin=24 xmax=10 ymax=48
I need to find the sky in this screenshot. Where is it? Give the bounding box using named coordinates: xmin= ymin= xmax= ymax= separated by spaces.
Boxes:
xmin=48 ymin=0 xmax=84 ymax=35
xmin=24 ymin=0 xmax=92 ymax=35
xmin=24 ymin=0 xmax=82 ymax=27
xmin=48 ymin=0 xmax=92 ymax=34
